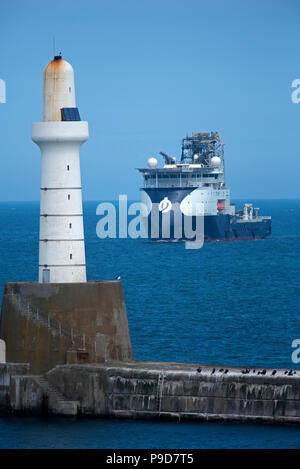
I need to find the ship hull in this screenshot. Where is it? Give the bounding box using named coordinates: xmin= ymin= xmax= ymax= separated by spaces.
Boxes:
xmin=140 ymin=188 xmax=271 ymax=242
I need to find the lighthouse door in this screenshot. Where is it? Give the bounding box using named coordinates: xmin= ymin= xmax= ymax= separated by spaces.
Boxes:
xmin=42 ymin=269 xmax=50 ymax=283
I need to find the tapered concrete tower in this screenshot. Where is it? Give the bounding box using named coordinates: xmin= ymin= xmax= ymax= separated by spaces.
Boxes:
xmin=1 ymin=55 xmax=134 ymax=371
xmin=32 ymin=55 xmax=88 ymax=283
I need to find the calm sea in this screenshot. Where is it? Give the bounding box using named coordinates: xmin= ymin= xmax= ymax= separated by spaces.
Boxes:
xmin=0 ymin=199 xmax=300 ymax=449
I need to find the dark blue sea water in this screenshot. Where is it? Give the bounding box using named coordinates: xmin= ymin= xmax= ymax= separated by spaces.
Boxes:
xmin=0 ymin=199 xmax=300 ymax=448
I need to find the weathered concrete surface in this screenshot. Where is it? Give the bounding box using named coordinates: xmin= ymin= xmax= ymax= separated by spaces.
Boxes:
xmin=9 ymin=375 xmax=44 ymax=415
xmin=9 ymin=375 xmax=79 ymax=416
xmin=0 ymin=339 xmax=5 ymax=363
xmin=2 ymin=361 xmax=300 ymax=423
xmin=0 ymin=282 xmax=134 ymax=373
xmin=0 ymin=363 xmax=29 ymax=413
xmin=42 ymin=361 xmax=300 ymax=423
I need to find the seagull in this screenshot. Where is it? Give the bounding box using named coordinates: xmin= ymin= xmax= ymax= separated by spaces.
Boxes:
xmin=115 ymin=276 xmax=121 ymax=280
xmin=288 ymin=370 xmax=294 ymax=376
xmin=261 ymin=369 xmax=266 ymax=375
xmin=272 ymin=370 xmax=276 ymax=376
xmin=224 ymin=369 xmax=229 ymax=374
xmin=211 ymin=368 xmax=215 ymax=375
xmin=219 ymin=369 xmax=224 ymax=373
xmin=196 ymin=367 xmax=201 ymax=373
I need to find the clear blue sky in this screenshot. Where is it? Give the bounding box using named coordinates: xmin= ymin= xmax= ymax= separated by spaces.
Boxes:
xmin=1 ymin=0 xmax=299 ymax=201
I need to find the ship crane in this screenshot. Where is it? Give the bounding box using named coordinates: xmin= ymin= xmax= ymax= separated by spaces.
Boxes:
xmin=159 ymin=151 xmax=174 ymax=165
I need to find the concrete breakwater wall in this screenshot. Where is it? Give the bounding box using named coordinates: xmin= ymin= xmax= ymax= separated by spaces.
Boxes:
xmin=0 ymin=363 xmax=29 ymax=412
xmin=0 ymin=282 xmax=134 ymax=374
xmin=3 ymin=361 xmax=300 ymax=423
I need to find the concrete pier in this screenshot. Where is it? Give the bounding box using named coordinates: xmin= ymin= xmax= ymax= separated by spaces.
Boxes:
xmin=2 ymin=361 xmax=300 ymax=423
xmin=1 ymin=282 xmax=300 ymax=424
xmin=0 ymin=281 xmax=134 ymax=373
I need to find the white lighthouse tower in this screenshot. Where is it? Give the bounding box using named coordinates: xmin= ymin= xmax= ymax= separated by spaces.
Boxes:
xmin=32 ymin=55 xmax=88 ymax=283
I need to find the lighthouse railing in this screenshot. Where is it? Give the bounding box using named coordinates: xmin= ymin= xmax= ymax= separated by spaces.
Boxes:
xmin=8 ymin=291 xmax=98 ymax=362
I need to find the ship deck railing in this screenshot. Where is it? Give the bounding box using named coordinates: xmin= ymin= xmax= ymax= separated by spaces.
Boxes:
xmin=235 ymin=216 xmax=271 ymax=222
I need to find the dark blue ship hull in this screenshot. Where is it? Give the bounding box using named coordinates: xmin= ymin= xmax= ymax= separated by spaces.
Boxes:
xmin=141 ymin=188 xmax=271 ymax=241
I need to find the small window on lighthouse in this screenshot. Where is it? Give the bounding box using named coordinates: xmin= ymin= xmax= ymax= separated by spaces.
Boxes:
xmin=70 ymin=253 xmax=72 ymax=260
xmin=69 ymin=87 xmax=71 ymax=93
xmin=68 ymin=194 xmax=70 ymax=200
xmin=69 ymin=223 xmax=72 ymax=229
xmin=67 ymin=165 xmax=70 ymax=171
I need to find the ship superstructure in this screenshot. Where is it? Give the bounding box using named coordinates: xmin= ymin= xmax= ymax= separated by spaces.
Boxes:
xmin=138 ymin=132 xmax=271 ymax=241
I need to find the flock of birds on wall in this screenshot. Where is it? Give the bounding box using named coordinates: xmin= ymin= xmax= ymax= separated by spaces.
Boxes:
xmin=195 ymin=367 xmax=297 ymax=376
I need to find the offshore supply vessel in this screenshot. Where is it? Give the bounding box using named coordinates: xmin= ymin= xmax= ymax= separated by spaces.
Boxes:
xmin=137 ymin=131 xmax=271 ymax=242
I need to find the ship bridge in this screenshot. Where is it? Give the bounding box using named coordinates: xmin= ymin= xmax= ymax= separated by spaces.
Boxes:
xmin=138 ymin=166 xmax=225 ymax=189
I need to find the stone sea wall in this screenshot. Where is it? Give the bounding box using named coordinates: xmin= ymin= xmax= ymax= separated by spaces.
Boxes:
xmin=0 ymin=282 xmax=134 ymax=374
xmin=0 ymin=363 xmax=29 ymax=413
xmin=46 ymin=361 xmax=300 ymax=423
xmin=2 ymin=361 xmax=300 ymax=423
